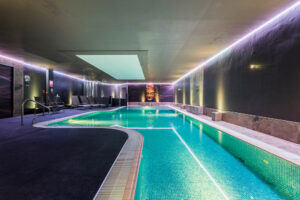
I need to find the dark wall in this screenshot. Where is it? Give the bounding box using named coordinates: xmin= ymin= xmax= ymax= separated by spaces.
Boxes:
xmin=53 ymin=73 xmax=84 ymax=105
xmin=94 ymin=83 xmax=101 ymax=97
xmin=160 ymin=85 xmax=174 ymax=102
xmin=0 ymin=59 xmax=127 ymax=116
xmin=128 ymin=85 xmax=145 ymax=102
xmin=121 ymin=87 xmax=127 ymax=99
xmin=0 ymin=64 xmax=13 ymax=118
xmin=128 ymin=84 xmax=174 ymax=102
xmin=101 ymin=85 xmax=116 ymax=98
xmin=175 ymin=80 xmax=184 ymax=104
xmin=25 ymin=71 xmax=124 ymax=106
xmin=23 ymin=66 xmax=46 ymax=109
xmin=202 ymin=7 xmax=300 ymax=122
xmin=185 ymin=77 xmax=190 ymax=105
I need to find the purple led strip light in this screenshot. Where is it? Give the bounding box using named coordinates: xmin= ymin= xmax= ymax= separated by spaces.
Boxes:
xmin=173 ymin=1 xmax=300 ymax=85
xmin=53 ymin=70 xmax=86 ymax=82
xmin=53 ymin=72 xmax=172 ymax=86
xmin=1 ymin=1 xmax=297 ymax=85
xmin=0 ymin=54 xmax=172 ymax=85
xmin=0 ymin=54 xmax=47 ymax=71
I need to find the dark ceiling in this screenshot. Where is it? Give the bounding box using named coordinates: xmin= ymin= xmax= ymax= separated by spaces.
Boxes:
xmin=0 ymin=0 xmax=291 ymax=82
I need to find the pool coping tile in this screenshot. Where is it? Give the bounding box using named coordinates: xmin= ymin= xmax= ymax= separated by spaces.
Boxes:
xmin=93 ymin=127 xmax=143 ymax=200
xmin=33 ymin=105 xmax=299 ymax=200
xmin=33 ymin=106 xmax=143 ymax=200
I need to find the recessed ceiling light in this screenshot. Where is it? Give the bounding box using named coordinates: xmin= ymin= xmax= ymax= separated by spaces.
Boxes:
xmin=76 ymin=55 xmax=145 ymax=80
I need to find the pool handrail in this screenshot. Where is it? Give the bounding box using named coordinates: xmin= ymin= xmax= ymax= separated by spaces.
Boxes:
xmin=21 ymin=99 xmax=51 ymax=126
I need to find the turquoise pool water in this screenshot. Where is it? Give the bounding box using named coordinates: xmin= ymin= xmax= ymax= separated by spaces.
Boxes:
xmin=49 ymin=106 xmax=299 ymax=200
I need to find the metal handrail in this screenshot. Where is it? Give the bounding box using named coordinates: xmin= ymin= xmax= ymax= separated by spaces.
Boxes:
xmin=21 ymin=99 xmax=51 ymax=126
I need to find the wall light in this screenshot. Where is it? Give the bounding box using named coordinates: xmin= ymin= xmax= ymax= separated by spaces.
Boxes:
xmin=249 ymin=64 xmax=261 ymax=70
xmin=173 ymin=1 xmax=300 ymax=85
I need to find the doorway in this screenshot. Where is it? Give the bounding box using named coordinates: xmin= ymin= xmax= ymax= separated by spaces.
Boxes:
xmin=0 ymin=64 xmax=13 ymax=118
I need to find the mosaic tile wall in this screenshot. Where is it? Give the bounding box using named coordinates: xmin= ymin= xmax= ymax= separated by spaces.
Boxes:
xmin=186 ymin=115 xmax=300 ymax=199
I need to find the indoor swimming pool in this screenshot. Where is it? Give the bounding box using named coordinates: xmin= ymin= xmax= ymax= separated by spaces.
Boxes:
xmin=48 ymin=107 xmax=299 ymax=200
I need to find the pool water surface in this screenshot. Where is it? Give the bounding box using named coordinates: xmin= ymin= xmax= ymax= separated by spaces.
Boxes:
xmin=49 ymin=106 xmax=299 ymax=200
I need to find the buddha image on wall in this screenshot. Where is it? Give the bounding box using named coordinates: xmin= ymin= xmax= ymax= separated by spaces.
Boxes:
xmin=145 ymin=83 xmax=159 ymax=102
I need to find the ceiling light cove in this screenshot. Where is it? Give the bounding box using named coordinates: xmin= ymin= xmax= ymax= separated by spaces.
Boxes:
xmin=76 ymin=55 xmax=145 ymax=80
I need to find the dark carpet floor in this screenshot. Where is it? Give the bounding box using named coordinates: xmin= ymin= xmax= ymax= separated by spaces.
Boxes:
xmin=0 ymin=109 xmax=128 ymax=200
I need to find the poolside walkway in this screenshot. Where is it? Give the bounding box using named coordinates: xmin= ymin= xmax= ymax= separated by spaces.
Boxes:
xmin=0 ymin=108 xmax=140 ymax=200
xmin=0 ymin=108 xmax=112 ymax=143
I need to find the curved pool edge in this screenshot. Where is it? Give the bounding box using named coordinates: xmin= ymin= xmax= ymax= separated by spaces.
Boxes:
xmin=32 ymin=105 xmax=299 ymax=199
xmin=33 ymin=106 xmax=125 ymax=128
xmin=93 ymin=127 xmax=143 ymax=200
xmin=33 ymin=123 xmax=143 ymax=200
xmin=33 ymin=107 xmax=143 ymax=200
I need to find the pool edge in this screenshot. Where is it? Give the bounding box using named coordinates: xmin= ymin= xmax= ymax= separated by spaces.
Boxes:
xmin=33 ymin=106 xmax=143 ymax=200
xmin=93 ymin=127 xmax=143 ymax=200
xmin=168 ymin=105 xmax=300 ymax=166
xmin=33 ymin=106 xmax=125 ymax=128
xmin=33 ymin=105 xmax=299 ymax=199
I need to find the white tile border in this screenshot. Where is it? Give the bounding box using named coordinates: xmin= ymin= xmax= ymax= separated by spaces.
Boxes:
xmin=169 ymin=105 xmax=300 ymax=166
xmin=92 ymin=127 xmax=143 ymax=200
xmin=31 ymin=104 xmax=300 ymax=200
xmin=92 ymin=127 xmax=128 ymax=200
xmin=32 ymin=107 xmax=142 ymax=200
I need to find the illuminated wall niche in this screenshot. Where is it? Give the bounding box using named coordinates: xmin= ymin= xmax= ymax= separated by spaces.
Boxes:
xmin=174 ymin=85 xmax=178 ymax=103
xmin=191 ymin=70 xmax=204 ymax=107
xmin=190 ymin=74 xmax=194 ymax=105
xmin=198 ymin=70 xmax=204 ymax=107
xmin=216 ymin=70 xmax=225 ymax=112
xmin=182 ymin=79 xmax=186 ymax=105
xmin=141 ymin=91 xmax=145 ymax=102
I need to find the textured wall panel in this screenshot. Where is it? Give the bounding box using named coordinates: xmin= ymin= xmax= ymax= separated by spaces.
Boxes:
xmin=201 ymin=6 xmax=300 ymax=122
